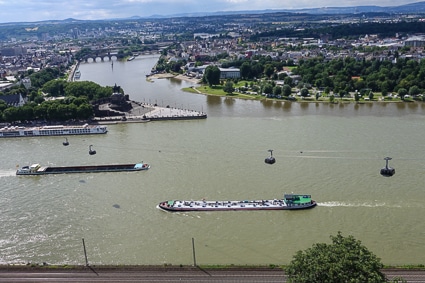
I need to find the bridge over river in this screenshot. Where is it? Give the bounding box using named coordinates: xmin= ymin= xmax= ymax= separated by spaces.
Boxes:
xmin=80 ymin=44 xmax=168 ymax=62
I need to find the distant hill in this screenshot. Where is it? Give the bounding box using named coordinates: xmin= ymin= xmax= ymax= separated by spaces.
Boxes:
xmin=2 ymin=1 xmax=425 ymax=25
xmin=144 ymin=1 xmax=425 ymax=17
xmin=282 ymin=1 xmax=425 ymax=14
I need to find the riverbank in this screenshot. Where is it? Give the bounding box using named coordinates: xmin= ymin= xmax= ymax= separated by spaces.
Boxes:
xmin=0 ymin=264 xmax=423 ymax=283
xmin=148 ymin=72 xmax=201 ymax=84
xmin=1 ymin=264 xmax=423 ymax=272
xmin=147 ymin=72 xmax=420 ymax=103
xmin=67 ymin=62 xmax=80 ymax=82
xmin=92 ymin=101 xmax=206 ymax=124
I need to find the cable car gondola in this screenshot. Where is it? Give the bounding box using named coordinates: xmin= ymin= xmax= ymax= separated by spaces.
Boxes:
xmin=89 ymin=145 xmax=97 ymax=155
xmin=63 ymin=138 xmax=69 ymax=146
xmin=265 ymin=149 xmax=276 ymax=165
xmin=380 ymin=157 xmax=395 ymax=177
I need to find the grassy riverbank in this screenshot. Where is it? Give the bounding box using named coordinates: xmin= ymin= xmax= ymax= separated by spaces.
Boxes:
xmin=148 ymin=71 xmax=417 ymax=103
xmin=181 ymin=80 xmax=420 ymax=103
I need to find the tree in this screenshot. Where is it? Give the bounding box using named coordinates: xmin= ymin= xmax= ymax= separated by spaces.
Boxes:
xmin=262 ymin=84 xmax=273 ymax=95
xmin=74 ymin=47 xmax=92 ymax=61
xmin=240 ymin=62 xmax=252 ymax=79
xmin=286 ymin=232 xmax=387 ymax=283
xmin=300 ymin=88 xmax=309 ymax=98
xmin=64 ymin=81 xmax=112 ymax=101
xmin=408 ymin=85 xmax=420 ymax=96
xmin=398 ymin=88 xmax=407 ymax=100
xmin=284 ymin=76 xmax=294 ymax=87
xmin=2 ymin=107 xmax=20 ymax=122
xmin=42 ymin=79 xmax=67 ymax=97
xmin=223 ymin=81 xmax=235 ymax=95
xmin=278 ymin=72 xmax=287 ymax=80
xmin=203 ymin=65 xmax=220 ymax=87
xmin=282 ymin=85 xmax=292 ymax=96
xmin=355 ymin=91 xmax=361 ymax=102
xmin=273 ymin=86 xmax=282 ymax=96
xmin=264 ymin=64 xmax=274 ymax=78
xmin=0 ymin=100 xmax=7 ymax=112
xmin=77 ymin=104 xmax=94 ymax=119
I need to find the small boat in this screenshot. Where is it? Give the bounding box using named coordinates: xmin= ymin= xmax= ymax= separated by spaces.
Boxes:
xmin=127 ymin=56 xmax=135 ymax=61
xmin=74 ymin=70 xmax=81 ymax=79
xmin=158 ymin=194 xmax=317 ymax=212
xmin=16 ymin=162 xmax=150 ymax=175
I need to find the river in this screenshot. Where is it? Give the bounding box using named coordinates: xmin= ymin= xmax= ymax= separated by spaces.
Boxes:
xmin=0 ymin=55 xmax=424 ymax=266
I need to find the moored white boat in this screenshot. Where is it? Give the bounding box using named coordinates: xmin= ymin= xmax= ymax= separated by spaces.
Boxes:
xmin=74 ymin=70 xmax=81 ymax=79
xmin=0 ymin=124 xmax=107 ymax=138
xmin=158 ymin=194 xmax=317 ymax=212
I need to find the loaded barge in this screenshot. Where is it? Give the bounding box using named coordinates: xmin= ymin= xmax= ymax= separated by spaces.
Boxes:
xmin=16 ymin=162 xmax=150 ymax=175
xmin=158 ymin=194 xmax=317 ymax=212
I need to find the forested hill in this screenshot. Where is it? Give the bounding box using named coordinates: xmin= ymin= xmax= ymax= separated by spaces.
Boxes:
xmin=284 ymin=1 xmax=425 ymax=14
xmin=251 ymin=21 xmax=425 ymax=40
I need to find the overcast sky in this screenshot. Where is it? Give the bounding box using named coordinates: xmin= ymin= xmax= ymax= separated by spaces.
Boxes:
xmin=0 ymin=0 xmax=418 ymax=23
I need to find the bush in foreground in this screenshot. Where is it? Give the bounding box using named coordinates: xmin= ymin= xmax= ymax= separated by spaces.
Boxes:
xmin=285 ymin=232 xmax=396 ymax=283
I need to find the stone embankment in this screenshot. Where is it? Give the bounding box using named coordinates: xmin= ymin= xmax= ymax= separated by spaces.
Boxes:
xmin=93 ymin=101 xmax=206 ymax=124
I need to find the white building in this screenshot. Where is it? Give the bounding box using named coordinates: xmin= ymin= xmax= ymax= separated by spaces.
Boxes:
xmin=219 ymin=67 xmax=240 ymax=79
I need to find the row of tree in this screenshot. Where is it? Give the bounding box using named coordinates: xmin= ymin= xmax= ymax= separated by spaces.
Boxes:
xmin=41 ymin=80 xmax=113 ymax=100
xmin=251 ymin=21 xmax=425 ymax=41
xmin=294 ymin=56 xmax=425 ymax=97
xmin=0 ymin=99 xmax=94 ymax=122
xmin=0 ymin=68 xmax=116 ymax=123
xmin=198 ymin=52 xmax=425 ymax=99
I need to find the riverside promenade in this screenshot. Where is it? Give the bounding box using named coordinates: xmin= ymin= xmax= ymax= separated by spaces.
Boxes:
xmin=93 ymin=101 xmax=207 ymax=124
xmin=67 ymin=62 xmax=80 ymax=82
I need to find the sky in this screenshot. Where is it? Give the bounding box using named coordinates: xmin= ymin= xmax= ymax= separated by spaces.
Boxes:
xmin=0 ymin=0 xmax=419 ymax=23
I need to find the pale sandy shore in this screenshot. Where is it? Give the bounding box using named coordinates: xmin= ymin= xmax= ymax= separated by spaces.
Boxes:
xmin=148 ymin=73 xmax=201 ymax=84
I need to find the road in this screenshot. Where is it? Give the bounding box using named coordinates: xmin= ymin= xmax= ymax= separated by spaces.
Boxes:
xmin=0 ymin=266 xmax=424 ymax=282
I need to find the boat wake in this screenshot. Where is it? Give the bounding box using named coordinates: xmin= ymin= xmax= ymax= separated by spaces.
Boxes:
xmin=0 ymin=170 xmax=16 ymax=177
xmin=318 ymin=201 xmax=398 ymax=208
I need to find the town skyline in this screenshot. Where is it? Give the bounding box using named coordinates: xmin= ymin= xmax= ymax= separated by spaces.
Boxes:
xmin=0 ymin=0 xmax=422 ymax=24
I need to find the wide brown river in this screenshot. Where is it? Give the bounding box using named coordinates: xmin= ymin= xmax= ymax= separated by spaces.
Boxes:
xmin=1 ymin=55 xmax=424 ymax=266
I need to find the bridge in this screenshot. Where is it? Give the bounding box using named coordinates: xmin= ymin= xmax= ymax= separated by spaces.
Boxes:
xmin=81 ymin=50 xmax=118 ymax=63
xmin=81 ymin=47 xmax=162 ymax=62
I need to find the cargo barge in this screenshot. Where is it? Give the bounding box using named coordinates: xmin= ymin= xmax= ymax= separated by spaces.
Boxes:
xmin=16 ymin=162 xmax=150 ymax=175
xmin=158 ymin=194 xmax=316 ymax=212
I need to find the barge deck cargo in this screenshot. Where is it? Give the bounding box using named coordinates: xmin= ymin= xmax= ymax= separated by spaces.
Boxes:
xmin=158 ymin=194 xmax=316 ymax=212
xmin=16 ymin=162 xmax=150 ymax=175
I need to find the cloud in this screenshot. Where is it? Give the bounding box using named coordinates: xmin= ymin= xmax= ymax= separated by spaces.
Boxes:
xmin=225 ymin=0 xmax=249 ymax=3
xmin=0 ymin=0 xmax=419 ymax=23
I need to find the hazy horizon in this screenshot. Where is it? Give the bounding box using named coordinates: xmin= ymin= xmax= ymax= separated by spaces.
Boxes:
xmin=0 ymin=0 xmax=420 ymax=24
